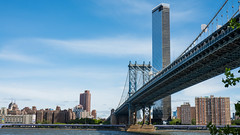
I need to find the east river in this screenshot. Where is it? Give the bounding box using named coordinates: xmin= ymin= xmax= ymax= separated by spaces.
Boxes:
xmin=0 ymin=129 xmax=211 ymax=135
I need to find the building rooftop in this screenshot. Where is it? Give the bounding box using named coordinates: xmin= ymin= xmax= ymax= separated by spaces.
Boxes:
xmin=152 ymin=3 xmax=170 ymax=13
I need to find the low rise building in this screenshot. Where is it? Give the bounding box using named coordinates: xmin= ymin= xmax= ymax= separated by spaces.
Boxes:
xmin=0 ymin=114 xmax=36 ymax=124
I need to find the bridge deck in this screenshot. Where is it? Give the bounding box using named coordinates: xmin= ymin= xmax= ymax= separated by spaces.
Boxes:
xmin=115 ymin=14 xmax=240 ymax=115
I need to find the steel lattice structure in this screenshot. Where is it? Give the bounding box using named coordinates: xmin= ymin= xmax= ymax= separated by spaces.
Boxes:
xmin=128 ymin=61 xmax=152 ymax=97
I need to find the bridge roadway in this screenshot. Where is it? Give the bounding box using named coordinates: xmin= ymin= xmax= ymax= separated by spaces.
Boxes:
xmin=115 ymin=14 xmax=240 ymax=116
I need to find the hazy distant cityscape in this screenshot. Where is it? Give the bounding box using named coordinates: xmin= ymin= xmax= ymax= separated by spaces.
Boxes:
xmin=0 ymin=90 xmax=97 ymax=124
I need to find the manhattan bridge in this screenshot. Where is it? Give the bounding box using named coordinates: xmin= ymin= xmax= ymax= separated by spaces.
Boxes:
xmin=109 ymin=0 xmax=240 ymax=128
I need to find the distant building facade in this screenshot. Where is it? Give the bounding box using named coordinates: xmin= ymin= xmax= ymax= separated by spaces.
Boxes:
xmin=91 ymin=110 xmax=97 ymax=119
xmin=73 ymin=105 xmax=84 ymax=119
xmin=152 ymin=3 xmax=171 ymax=124
xmin=172 ymin=110 xmax=177 ymax=118
xmin=195 ymin=95 xmax=231 ymax=125
xmin=81 ymin=110 xmax=92 ymax=118
xmin=7 ymin=102 xmax=21 ymax=115
xmin=177 ymin=102 xmax=196 ymax=125
xmin=35 ymin=107 xmax=75 ymax=124
xmin=0 ymin=107 xmax=7 ymax=116
xmin=80 ymin=90 xmax=91 ymax=112
xmin=3 ymin=102 xmax=76 ymax=124
xmin=0 ymin=115 xmax=36 ymax=124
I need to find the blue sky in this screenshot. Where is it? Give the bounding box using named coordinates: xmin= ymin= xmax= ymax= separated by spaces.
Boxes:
xmin=0 ymin=0 xmax=240 ymax=118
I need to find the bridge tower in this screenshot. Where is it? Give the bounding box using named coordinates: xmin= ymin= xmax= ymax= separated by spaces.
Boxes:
xmin=128 ymin=61 xmax=152 ymax=125
xmin=128 ymin=61 xmax=152 ymax=97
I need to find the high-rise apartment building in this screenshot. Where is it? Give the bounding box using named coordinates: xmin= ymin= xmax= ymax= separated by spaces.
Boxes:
xmin=195 ymin=95 xmax=231 ymax=125
xmin=80 ymin=90 xmax=91 ymax=112
xmin=177 ymin=102 xmax=196 ymax=125
xmin=152 ymin=3 xmax=171 ymax=123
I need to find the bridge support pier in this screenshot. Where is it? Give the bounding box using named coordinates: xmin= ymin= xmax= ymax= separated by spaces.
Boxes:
xmin=127 ymin=105 xmax=155 ymax=132
xmin=134 ymin=107 xmax=137 ymax=125
xmin=142 ymin=107 xmax=146 ymax=125
xmin=110 ymin=109 xmax=117 ymax=125
xmin=148 ymin=105 xmax=152 ymax=125
xmin=128 ymin=103 xmax=135 ymax=125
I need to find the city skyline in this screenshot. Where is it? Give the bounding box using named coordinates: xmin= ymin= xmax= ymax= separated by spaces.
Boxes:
xmin=0 ymin=0 xmax=240 ymax=118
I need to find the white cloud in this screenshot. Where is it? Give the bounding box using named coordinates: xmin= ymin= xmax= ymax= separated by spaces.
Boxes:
xmin=36 ymin=36 xmax=151 ymax=57
xmin=182 ymin=76 xmax=228 ymax=97
xmin=0 ymin=82 xmax=123 ymax=118
xmin=0 ymin=50 xmax=49 ymax=65
xmin=0 ymin=67 xmax=125 ymax=80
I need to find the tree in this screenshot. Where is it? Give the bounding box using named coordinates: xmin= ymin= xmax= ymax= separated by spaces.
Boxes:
xmin=191 ymin=119 xmax=196 ymax=125
xmin=169 ymin=119 xmax=181 ymax=125
xmin=231 ymin=119 xmax=240 ymax=125
xmin=68 ymin=118 xmax=104 ymax=124
xmin=235 ymin=101 xmax=240 ymax=117
xmin=222 ymin=68 xmax=240 ymax=87
xmin=229 ymin=18 xmax=240 ymax=29
xmin=222 ymin=18 xmax=240 ymax=87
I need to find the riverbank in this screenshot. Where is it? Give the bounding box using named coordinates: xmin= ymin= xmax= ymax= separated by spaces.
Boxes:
xmin=0 ymin=128 xmax=211 ymax=135
xmin=0 ymin=124 xmax=126 ymax=131
xmin=138 ymin=130 xmax=210 ymax=135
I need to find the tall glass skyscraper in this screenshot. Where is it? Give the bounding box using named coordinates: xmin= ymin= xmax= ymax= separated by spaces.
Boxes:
xmin=152 ymin=3 xmax=171 ymax=124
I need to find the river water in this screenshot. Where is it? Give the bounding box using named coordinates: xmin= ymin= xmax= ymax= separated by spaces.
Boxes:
xmin=0 ymin=129 xmax=210 ymax=135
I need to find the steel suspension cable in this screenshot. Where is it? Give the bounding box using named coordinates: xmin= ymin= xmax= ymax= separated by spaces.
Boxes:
xmin=117 ymin=70 xmax=129 ymax=108
xmin=178 ymin=0 xmax=229 ymax=59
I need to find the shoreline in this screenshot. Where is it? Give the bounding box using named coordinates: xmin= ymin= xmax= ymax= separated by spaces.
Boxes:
xmin=0 ymin=127 xmax=210 ymax=132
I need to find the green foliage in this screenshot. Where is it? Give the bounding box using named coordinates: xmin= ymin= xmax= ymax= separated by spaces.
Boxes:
xmin=68 ymin=118 xmax=104 ymax=124
xmin=232 ymin=119 xmax=240 ymax=125
xmin=235 ymin=101 xmax=240 ymax=117
xmin=207 ymin=122 xmax=240 ymax=135
xmin=169 ymin=119 xmax=181 ymax=125
xmin=102 ymin=120 xmax=110 ymax=125
xmin=191 ymin=119 xmax=196 ymax=125
xmin=54 ymin=122 xmax=65 ymax=124
xmin=37 ymin=120 xmax=51 ymax=124
xmin=222 ymin=68 xmax=240 ymax=87
xmin=207 ymin=122 xmax=218 ymax=135
xmin=229 ymin=18 xmax=240 ymax=29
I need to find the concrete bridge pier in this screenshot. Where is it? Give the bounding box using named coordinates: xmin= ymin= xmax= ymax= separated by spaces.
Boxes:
xmin=148 ymin=105 xmax=152 ymax=125
xmin=142 ymin=106 xmax=146 ymax=125
xmin=127 ymin=105 xmax=155 ymax=132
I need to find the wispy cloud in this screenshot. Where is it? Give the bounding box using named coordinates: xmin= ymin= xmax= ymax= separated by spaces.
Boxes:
xmin=36 ymin=37 xmax=151 ymax=57
xmin=0 ymin=67 xmax=125 ymax=80
xmin=182 ymin=76 xmax=229 ymax=97
xmin=0 ymin=50 xmax=49 ymax=65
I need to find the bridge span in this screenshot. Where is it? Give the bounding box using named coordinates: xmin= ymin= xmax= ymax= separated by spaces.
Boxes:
xmin=112 ymin=13 xmax=240 ymax=125
xmin=109 ymin=1 xmax=240 ymax=129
